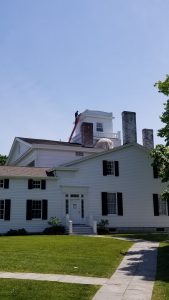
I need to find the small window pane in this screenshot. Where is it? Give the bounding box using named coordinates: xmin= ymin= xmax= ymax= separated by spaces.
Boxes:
xmin=32 ymin=181 xmax=41 ymax=189
xmin=81 ymin=199 xmax=84 ymax=218
xmin=32 ymin=200 xmax=42 ymax=218
xmin=107 ymin=193 xmax=116 ymax=214
xmin=0 ymin=180 xmax=4 ymax=188
xmin=0 ymin=200 xmax=4 ymax=219
xmin=65 ymin=199 xmax=69 ymax=214
xmin=106 ymin=161 xmax=114 ymax=175
xmin=159 ymin=199 xmax=167 ymax=215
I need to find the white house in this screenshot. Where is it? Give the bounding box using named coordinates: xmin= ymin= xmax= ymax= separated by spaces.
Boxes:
xmin=6 ymin=109 xmax=121 ymax=168
xmin=0 ymin=109 xmax=168 ymax=234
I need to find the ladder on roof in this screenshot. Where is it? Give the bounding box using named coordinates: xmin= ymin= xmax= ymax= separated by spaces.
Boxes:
xmin=68 ymin=114 xmax=81 ymax=143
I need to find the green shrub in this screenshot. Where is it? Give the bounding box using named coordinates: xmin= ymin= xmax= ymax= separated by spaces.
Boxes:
xmin=48 ymin=217 xmax=61 ymax=226
xmin=17 ymin=228 xmax=28 ymax=235
xmin=43 ymin=225 xmax=65 ymax=235
xmin=5 ymin=228 xmax=28 ymax=236
xmin=97 ymin=219 xmax=109 ymax=235
xmin=5 ymin=229 xmax=18 ymax=236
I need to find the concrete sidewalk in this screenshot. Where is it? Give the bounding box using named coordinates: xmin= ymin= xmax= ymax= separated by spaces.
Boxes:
xmin=92 ymin=240 xmax=159 ymax=300
xmin=0 ymin=271 xmax=107 ymax=285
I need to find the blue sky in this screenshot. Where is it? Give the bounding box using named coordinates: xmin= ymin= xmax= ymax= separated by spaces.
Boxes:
xmin=0 ymin=0 xmax=169 ymax=155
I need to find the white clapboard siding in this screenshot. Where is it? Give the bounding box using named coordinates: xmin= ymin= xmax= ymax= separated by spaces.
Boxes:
xmin=16 ymin=148 xmax=102 ymax=167
xmin=8 ymin=141 xmax=31 ymax=165
xmin=0 ymin=178 xmax=64 ymax=233
xmin=1 ymin=144 xmax=169 ymax=233
xmin=57 ymin=145 xmax=168 ymax=229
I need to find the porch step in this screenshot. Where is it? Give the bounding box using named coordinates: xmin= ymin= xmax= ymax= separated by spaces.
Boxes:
xmin=72 ymin=224 xmax=94 ymax=235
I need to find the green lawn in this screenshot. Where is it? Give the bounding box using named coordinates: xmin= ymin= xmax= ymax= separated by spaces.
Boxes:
xmin=0 ymin=235 xmax=132 ymax=278
xmin=152 ymin=240 xmax=169 ymax=300
xmin=112 ymin=233 xmax=169 ymax=242
xmin=0 ymin=279 xmax=98 ymax=300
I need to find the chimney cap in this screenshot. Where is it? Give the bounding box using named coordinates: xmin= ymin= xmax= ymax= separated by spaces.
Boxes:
xmin=122 ymin=111 xmax=136 ymax=115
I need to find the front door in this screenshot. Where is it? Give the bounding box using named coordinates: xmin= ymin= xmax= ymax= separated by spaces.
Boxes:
xmin=69 ymin=194 xmax=84 ymax=224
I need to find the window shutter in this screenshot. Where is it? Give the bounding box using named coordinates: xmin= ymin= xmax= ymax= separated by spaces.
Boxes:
xmin=41 ymin=180 xmax=46 ymax=190
xmin=28 ymin=179 xmax=33 ymax=189
xmin=115 ymin=161 xmax=119 ymax=176
xmin=4 ymin=199 xmax=11 ymax=220
xmin=153 ymin=166 xmax=158 ymax=178
xmin=42 ymin=200 xmax=48 ymax=220
xmin=26 ymin=200 xmax=32 ymax=220
xmin=117 ymin=193 xmax=123 ymax=216
xmin=153 ymin=194 xmax=159 ymax=216
xmin=103 ymin=161 xmax=107 ymax=176
xmin=102 ymin=192 xmax=108 ymax=215
xmin=167 ymin=199 xmax=169 ymax=216
xmin=4 ymin=179 xmax=9 ymax=189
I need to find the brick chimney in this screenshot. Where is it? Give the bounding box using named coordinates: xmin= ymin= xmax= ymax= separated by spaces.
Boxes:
xmin=122 ymin=111 xmax=137 ymax=144
xmin=81 ymin=122 xmax=93 ymax=147
xmin=142 ymin=129 xmax=154 ymax=149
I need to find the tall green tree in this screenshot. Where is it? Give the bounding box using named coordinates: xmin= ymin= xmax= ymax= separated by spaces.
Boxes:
xmin=0 ymin=155 xmax=8 ymax=166
xmin=151 ymin=75 xmax=169 ymax=200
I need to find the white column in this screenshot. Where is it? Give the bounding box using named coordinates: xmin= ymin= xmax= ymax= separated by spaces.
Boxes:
xmin=93 ymin=220 xmax=97 ymax=234
xmin=89 ymin=215 xmax=93 ymax=226
xmin=66 ymin=214 xmax=69 ymax=227
xmin=69 ymin=220 xmax=73 ymax=234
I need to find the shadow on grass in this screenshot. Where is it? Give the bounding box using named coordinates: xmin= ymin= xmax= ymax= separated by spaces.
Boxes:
xmin=111 ymin=233 xmax=169 ymax=243
xmin=155 ymin=243 xmax=169 ymax=283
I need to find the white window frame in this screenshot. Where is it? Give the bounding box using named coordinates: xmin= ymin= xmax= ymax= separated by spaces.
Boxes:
xmin=159 ymin=198 xmax=168 ymax=216
xmin=106 ymin=161 xmax=114 ymax=175
xmin=107 ymin=193 xmax=117 ymax=215
xmin=96 ymin=122 xmax=103 ymax=132
xmin=32 ymin=180 xmax=41 ymax=189
xmin=0 ymin=200 xmax=5 ymax=220
xmin=31 ymin=200 xmax=42 ymax=219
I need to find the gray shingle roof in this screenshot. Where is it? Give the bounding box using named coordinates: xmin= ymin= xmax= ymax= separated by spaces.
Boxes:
xmin=18 ymin=137 xmax=82 ymax=147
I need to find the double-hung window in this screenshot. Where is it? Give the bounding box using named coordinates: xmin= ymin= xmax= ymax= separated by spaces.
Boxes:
xmin=96 ymin=122 xmax=103 ymax=132
xmin=26 ymin=199 xmax=48 ymax=220
xmin=153 ymin=194 xmax=169 ymax=216
xmin=103 ymin=160 xmax=119 ymax=176
xmin=0 ymin=179 xmax=9 ymax=189
xmin=0 ymin=200 xmax=5 ymax=219
xmin=32 ymin=181 xmax=41 ymax=189
xmin=102 ymin=192 xmax=123 ymax=216
xmin=32 ymin=200 xmax=42 ymax=219
xmin=106 ymin=161 xmax=114 ymax=175
xmin=0 ymin=199 xmax=11 ymax=220
xmin=28 ymin=179 xmax=46 ymax=190
xmin=0 ymin=180 xmax=4 ymax=188
xmin=107 ymin=193 xmax=117 ymax=214
xmin=159 ymin=199 xmax=167 ymax=215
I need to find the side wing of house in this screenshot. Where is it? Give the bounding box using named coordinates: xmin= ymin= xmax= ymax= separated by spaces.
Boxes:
xmin=6 ymin=138 xmax=32 ymax=166
xmin=7 ymin=137 xmax=103 ymax=167
xmin=0 ymin=168 xmax=63 ymax=233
